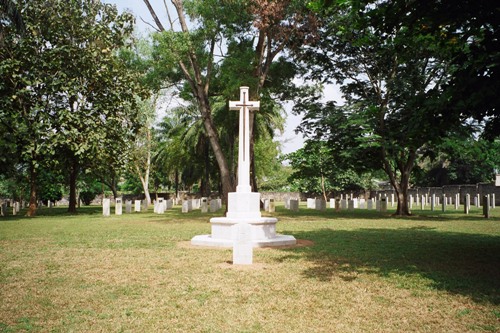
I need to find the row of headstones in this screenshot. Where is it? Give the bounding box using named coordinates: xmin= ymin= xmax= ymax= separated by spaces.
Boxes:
xmin=372 ymin=193 xmax=496 ymax=209
xmin=102 ymin=197 xmax=223 ymax=216
xmin=0 ymin=201 xmax=22 ymax=216
xmin=300 ymin=193 xmax=497 ymax=215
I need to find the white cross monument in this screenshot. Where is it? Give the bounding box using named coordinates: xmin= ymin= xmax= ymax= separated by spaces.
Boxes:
xmin=191 ymin=86 xmax=296 ymax=262
xmin=229 ymin=86 xmax=259 ymax=193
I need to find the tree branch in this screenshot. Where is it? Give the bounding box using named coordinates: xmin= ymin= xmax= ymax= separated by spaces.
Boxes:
xmin=142 ymin=0 xmax=165 ymax=32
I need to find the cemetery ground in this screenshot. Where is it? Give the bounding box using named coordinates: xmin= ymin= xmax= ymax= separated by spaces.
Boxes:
xmin=0 ymin=204 xmax=499 ymax=332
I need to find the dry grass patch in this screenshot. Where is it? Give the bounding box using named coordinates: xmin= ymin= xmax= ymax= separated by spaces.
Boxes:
xmin=0 ymin=205 xmax=499 ymax=332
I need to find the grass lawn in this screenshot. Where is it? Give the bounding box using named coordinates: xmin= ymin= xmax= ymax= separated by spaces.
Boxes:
xmin=0 ymin=204 xmax=499 ymax=332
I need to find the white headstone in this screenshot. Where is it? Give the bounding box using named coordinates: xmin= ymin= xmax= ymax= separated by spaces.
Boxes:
xmin=315 ymin=199 xmax=325 ymax=211
xmin=115 ymin=198 xmax=123 ymax=215
xmin=380 ymin=199 xmax=387 ymax=212
xmin=157 ymin=198 xmax=165 ymax=214
xmin=329 ymin=198 xmax=335 ymax=209
xmin=210 ymin=200 xmax=218 ymax=212
xmin=134 ymin=200 xmax=141 ymax=212
xmin=103 ymin=198 xmax=110 ymax=216
xmin=496 ymin=174 xmax=500 ymax=186
xmin=201 ymin=197 xmax=208 ymax=213
xmin=166 ymin=199 xmax=173 ymax=210
xmin=264 ymin=199 xmax=270 ymax=211
xmin=192 ymin=199 xmax=200 ymax=210
xmin=125 ymin=200 xmax=132 ymax=214
xmin=233 ymin=223 xmax=253 ymax=265
xmin=307 ymin=198 xmax=315 ymax=209
xmin=359 ymin=198 xmax=366 ymax=209
xmin=268 ymin=199 xmax=275 ymax=213
xmin=182 ymin=200 xmax=189 ymax=213
xmin=341 ymin=199 xmax=347 ymax=210
xmin=464 ymin=194 xmax=470 ymax=214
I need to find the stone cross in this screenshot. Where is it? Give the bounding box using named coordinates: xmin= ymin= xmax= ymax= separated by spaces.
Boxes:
xmin=229 ymin=86 xmax=260 ymax=193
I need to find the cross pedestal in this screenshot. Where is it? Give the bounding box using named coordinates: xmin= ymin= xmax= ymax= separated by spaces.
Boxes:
xmin=191 ymin=87 xmax=296 ymax=253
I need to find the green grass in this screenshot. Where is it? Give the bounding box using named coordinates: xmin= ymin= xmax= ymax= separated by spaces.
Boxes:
xmin=0 ymin=204 xmax=499 ymax=332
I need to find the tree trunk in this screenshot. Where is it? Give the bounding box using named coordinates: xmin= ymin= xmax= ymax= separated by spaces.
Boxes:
xmin=68 ymin=156 xmax=78 ymax=214
xmin=321 ymin=174 xmax=327 ymax=202
xmin=201 ymin=142 xmax=211 ymax=197
xmin=382 ymin=147 xmax=416 ymax=216
xmin=199 ymin=96 xmax=234 ymax=206
xmin=26 ymin=161 xmax=37 ymax=217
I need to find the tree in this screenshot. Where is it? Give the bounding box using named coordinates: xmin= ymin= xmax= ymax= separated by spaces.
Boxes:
xmin=143 ymin=0 xmax=317 ymax=206
xmin=0 ymin=0 xmax=144 ymax=215
xmin=295 ymin=0 xmax=467 ymax=215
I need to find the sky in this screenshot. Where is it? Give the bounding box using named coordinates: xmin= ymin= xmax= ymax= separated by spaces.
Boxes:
xmin=102 ymin=0 xmax=343 ymax=155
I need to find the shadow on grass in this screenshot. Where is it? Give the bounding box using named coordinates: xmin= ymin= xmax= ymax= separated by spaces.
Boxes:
xmin=281 ymin=227 xmax=500 ymax=304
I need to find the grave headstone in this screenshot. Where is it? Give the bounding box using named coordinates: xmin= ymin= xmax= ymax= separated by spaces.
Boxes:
xmin=125 ymin=200 xmax=132 ymax=214
xmin=263 ymin=199 xmax=270 ymax=212
xmin=431 ymin=194 xmax=436 ymax=211
xmin=483 ymin=195 xmax=490 ymax=218
xmin=492 ymin=194 xmax=496 ymax=209
xmin=134 ymin=200 xmax=141 ymax=212
xmin=268 ymin=199 xmax=275 ymax=213
xmin=166 ymin=199 xmax=173 ymax=210
xmin=367 ymin=199 xmax=373 ymax=210
xmin=115 ymin=198 xmax=123 ymax=215
xmin=464 ymin=194 xmax=470 ymax=214
xmin=307 ymin=198 xmax=316 ymax=209
xmin=103 ymin=198 xmax=110 ymax=216
xmin=375 ymin=199 xmax=380 ymax=211
xmin=157 ymin=198 xmax=165 ymax=214
xmin=182 ymin=200 xmax=189 ymax=213
xmin=153 ymin=200 xmax=158 ymax=213
xmin=201 ymin=197 xmax=208 ymax=213
xmin=391 ymin=193 xmax=395 ymax=207
xmin=341 ymin=199 xmax=347 ymax=210
xmin=420 ymin=195 xmax=425 ymax=210
xmin=359 ymin=198 xmax=366 ymax=209
xmin=476 ymin=194 xmax=480 ymax=207
xmin=380 ymin=198 xmax=387 ymax=212
xmin=192 ymin=199 xmax=201 ymax=210
xmin=289 ymin=199 xmax=299 ymax=212
xmin=409 ymin=195 xmax=413 ymax=210
xmin=454 ymin=194 xmax=459 ymax=210
xmin=329 ymin=198 xmax=335 ymax=209
xmin=348 ymin=200 xmax=354 ymax=211
xmin=142 ymin=200 xmax=148 ymax=212
xmin=441 ymin=194 xmax=446 ymax=212
xmin=210 ymin=199 xmax=218 ymax=213
xmin=233 ymin=223 xmax=253 ymax=265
